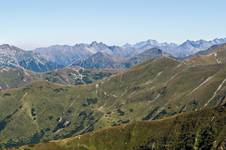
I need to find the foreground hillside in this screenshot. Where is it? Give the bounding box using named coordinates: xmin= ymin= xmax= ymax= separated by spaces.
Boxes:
xmin=15 ymin=104 xmax=226 ymax=150
xmin=1 ymin=44 xmax=226 ymax=148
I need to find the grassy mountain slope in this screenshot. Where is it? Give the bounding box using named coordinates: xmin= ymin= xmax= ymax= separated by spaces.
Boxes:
xmin=185 ymin=43 xmax=226 ymax=65
xmin=0 ymin=67 xmax=118 ymax=89
xmin=0 ymin=67 xmax=36 ymax=89
xmin=40 ymin=68 xmax=119 ymax=85
xmin=15 ymin=104 xmax=226 ymax=150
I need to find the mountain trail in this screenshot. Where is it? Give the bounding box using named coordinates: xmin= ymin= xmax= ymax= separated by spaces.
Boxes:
xmin=205 ymin=77 xmax=226 ymax=107
xmin=188 ymin=75 xmax=215 ymax=96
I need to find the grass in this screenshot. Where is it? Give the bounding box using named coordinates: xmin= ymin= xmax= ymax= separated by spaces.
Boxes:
xmin=0 ymin=67 xmax=118 ymax=89
xmin=16 ymin=104 xmax=226 ymax=150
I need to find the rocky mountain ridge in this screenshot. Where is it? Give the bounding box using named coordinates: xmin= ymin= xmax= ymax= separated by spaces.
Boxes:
xmin=1 ymin=37 xmax=226 ymax=72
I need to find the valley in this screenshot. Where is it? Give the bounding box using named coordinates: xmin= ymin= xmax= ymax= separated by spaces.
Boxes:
xmin=0 ymin=67 xmax=119 ymax=89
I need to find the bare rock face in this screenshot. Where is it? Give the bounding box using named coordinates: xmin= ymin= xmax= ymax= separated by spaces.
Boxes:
xmin=0 ymin=44 xmax=60 ymax=72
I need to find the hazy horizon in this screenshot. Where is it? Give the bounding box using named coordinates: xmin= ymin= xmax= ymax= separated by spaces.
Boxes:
xmin=1 ymin=0 xmax=226 ymax=49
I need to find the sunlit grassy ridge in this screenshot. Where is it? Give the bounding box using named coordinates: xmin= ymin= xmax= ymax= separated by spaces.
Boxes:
xmin=15 ymin=104 xmax=226 ymax=150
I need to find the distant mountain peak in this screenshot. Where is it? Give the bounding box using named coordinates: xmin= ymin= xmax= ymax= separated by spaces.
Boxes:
xmin=89 ymin=51 xmax=112 ymax=59
xmin=0 ymin=44 xmax=21 ymax=51
xmin=0 ymin=44 xmax=11 ymax=48
xmin=90 ymin=41 xmax=99 ymax=45
xmin=123 ymin=43 xmax=132 ymax=48
xmin=71 ymin=51 xmax=123 ymax=69
xmin=90 ymin=41 xmax=107 ymax=47
xmin=146 ymin=39 xmax=159 ymax=44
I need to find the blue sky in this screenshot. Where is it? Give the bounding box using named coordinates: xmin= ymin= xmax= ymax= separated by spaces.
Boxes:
xmin=0 ymin=0 xmax=226 ymax=49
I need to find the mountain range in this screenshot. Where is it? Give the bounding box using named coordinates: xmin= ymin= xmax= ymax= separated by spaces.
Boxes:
xmin=1 ymin=38 xmax=226 ymax=150
xmin=1 ymin=37 xmax=226 ymax=72
xmin=1 ymin=43 xmax=226 ymax=149
xmin=130 ymin=38 xmax=226 ymax=57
